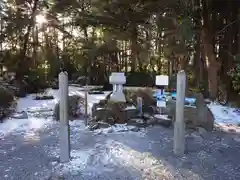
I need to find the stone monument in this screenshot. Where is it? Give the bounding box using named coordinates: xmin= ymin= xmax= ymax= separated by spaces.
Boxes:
xmin=59 ymin=71 xmax=70 ymax=162
xmin=173 ymin=70 xmax=186 ymax=155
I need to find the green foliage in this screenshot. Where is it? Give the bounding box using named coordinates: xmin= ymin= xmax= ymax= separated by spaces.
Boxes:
xmin=126 ymin=72 xmax=155 ymax=87
xmin=233 ymin=53 xmax=240 ymax=62
xmin=24 ymin=69 xmax=48 ymax=93
xmin=228 ymin=54 xmax=240 ymax=92
xmin=178 ymin=17 xmax=194 ymax=42
xmin=0 ymin=86 xmax=14 ymax=108
xmin=0 ymin=0 xmax=239 ymax=100
xmin=228 ymin=63 xmax=240 ymax=92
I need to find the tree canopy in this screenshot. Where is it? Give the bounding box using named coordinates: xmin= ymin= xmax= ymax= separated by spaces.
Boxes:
xmin=0 ymin=0 xmax=240 ymax=102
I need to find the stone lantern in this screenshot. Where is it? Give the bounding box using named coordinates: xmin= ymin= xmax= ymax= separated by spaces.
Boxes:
xmin=109 ymin=72 xmax=126 ymax=102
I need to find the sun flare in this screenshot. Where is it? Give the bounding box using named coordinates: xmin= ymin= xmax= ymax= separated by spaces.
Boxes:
xmin=36 ymin=14 xmax=47 ymax=25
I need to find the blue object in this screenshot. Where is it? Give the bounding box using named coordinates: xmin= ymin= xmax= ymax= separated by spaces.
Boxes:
xmin=233 ymin=109 xmax=240 ymax=115
xmin=185 ymin=98 xmax=196 ymax=105
xmin=171 ymin=92 xmax=176 ymax=98
xmin=153 ymin=91 xmax=196 ymax=105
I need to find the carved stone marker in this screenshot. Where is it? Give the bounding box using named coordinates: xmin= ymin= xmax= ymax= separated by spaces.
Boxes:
xmin=59 ymin=71 xmax=70 ymax=162
xmin=137 ymin=97 xmax=143 ymax=116
xmin=173 ymin=70 xmax=186 ymax=155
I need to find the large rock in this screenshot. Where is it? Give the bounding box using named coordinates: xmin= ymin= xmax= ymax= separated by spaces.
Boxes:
xmin=0 ymin=86 xmax=16 ymax=120
xmin=92 ymin=101 xmax=136 ymax=124
xmin=53 ymin=95 xmax=83 ymax=120
xmin=11 ymin=111 xmax=28 ymax=119
xmin=167 ymin=93 xmax=214 ymax=131
xmin=195 ymin=93 xmax=214 ymax=131
xmin=124 ymin=88 xmax=156 ymax=114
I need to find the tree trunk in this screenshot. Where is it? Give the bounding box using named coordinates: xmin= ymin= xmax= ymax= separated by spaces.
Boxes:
xmin=0 ymin=17 xmax=3 ymax=77
xmin=193 ymin=45 xmax=202 ymax=87
xmin=238 ymin=8 xmax=240 ymax=54
xmin=201 ymin=0 xmax=220 ymax=100
xmin=17 ymin=0 xmax=39 ymax=79
xmin=201 ymin=28 xmax=220 ymax=100
xmin=130 ymin=26 xmax=138 ymax=72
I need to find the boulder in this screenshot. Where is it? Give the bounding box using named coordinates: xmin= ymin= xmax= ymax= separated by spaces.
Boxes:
xmin=128 ymin=118 xmax=146 ymax=128
xmin=166 ymin=93 xmax=214 ymax=131
xmin=35 ymin=95 xmax=54 ymax=100
xmin=195 ymin=93 xmax=214 ymax=131
xmin=154 ymin=114 xmax=172 ymax=127
xmin=92 ymin=101 xmax=128 ymax=124
xmin=11 ymin=111 xmax=28 ymax=119
xmin=92 ymin=105 xmax=107 ymax=122
xmin=105 ymin=101 xmax=127 ymax=124
xmin=53 ymin=95 xmax=83 ymax=120
xmin=124 ymin=105 xmax=138 ymax=119
xmin=124 ymin=88 xmax=156 ymax=114
xmin=0 ymin=86 xmax=15 ymax=120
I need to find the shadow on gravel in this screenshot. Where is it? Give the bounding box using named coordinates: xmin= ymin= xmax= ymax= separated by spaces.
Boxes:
xmin=1 ymin=116 xmax=240 ymax=180
xmin=106 ymin=125 xmax=240 ymax=180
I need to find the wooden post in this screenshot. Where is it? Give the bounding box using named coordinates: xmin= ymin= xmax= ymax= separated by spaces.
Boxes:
xmin=173 ymin=70 xmax=186 ymax=155
xmin=59 ymin=71 xmax=70 ymax=162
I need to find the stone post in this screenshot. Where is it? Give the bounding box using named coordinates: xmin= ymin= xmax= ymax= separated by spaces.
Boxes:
xmin=173 ymin=70 xmax=186 ymax=155
xmin=59 ymin=71 xmax=70 ymax=162
xmin=84 ymin=86 xmax=88 ymax=126
xmin=113 ymin=84 xmax=117 ymax=92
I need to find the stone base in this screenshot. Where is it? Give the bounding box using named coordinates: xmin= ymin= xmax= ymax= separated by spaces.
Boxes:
xmin=124 ymin=106 xmax=138 ymax=119
xmin=110 ymin=92 xmax=126 ymax=102
xmin=154 ymin=114 xmax=172 ymax=127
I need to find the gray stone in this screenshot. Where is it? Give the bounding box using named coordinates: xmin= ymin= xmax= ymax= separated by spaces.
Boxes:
xmin=167 ymin=93 xmax=215 ymax=131
xmin=197 ymin=127 xmax=207 ymax=134
xmin=92 ymin=101 xmax=131 ymax=124
xmin=53 ymin=95 xmax=82 ymax=120
xmin=190 ymin=132 xmax=204 ymax=142
xmin=154 ymin=114 xmax=172 ymax=127
xmin=128 ymin=118 xmax=146 ymax=128
xmin=129 ymin=126 xmax=139 ymax=132
xmin=34 ymin=95 xmax=54 ymax=100
xmin=167 ymin=99 xmax=197 ymax=124
xmin=195 ymin=93 xmax=214 ymax=131
xmin=124 ymin=106 xmax=138 ymax=119
xmin=87 ymin=121 xmax=99 ymax=131
xmin=92 ymin=105 xmax=107 ymax=122
xmin=98 ymin=122 xmax=111 ymax=129
xmin=88 ymin=121 xmax=112 ymax=132
xmin=146 ymin=117 xmax=157 ymax=126
xmin=11 ymin=111 xmax=28 ymax=119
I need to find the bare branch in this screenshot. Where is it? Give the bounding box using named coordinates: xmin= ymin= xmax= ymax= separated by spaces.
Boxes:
xmin=215 ymin=20 xmax=238 ymax=35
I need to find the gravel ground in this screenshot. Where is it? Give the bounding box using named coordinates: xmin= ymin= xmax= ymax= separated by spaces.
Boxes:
xmin=0 ymin=117 xmax=240 ymax=180
xmin=0 ymin=90 xmax=240 ymax=180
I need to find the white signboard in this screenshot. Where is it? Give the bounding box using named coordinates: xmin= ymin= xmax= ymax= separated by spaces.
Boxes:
xmin=157 ymin=100 xmax=166 ymax=108
xmin=156 ymin=75 xmax=169 ymax=86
